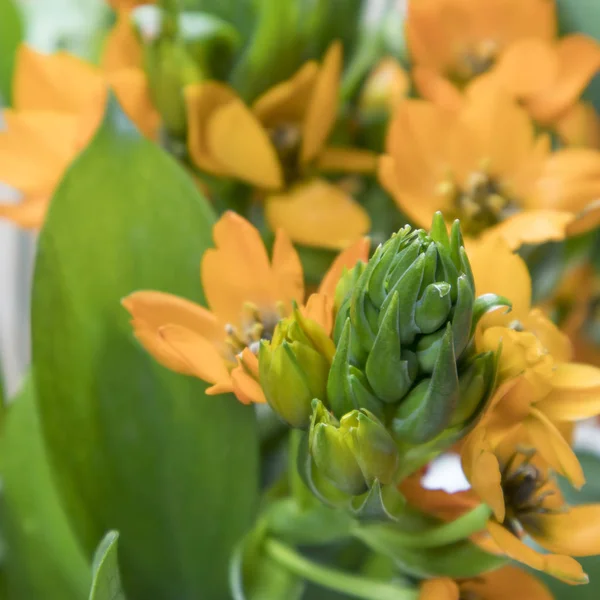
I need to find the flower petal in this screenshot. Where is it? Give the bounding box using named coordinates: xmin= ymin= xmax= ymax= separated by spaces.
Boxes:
xmin=527 ymin=34 xmax=600 ymax=123
xmin=102 ymin=9 xmax=143 ymax=72
xmin=555 ymin=101 xmax=600 ymax=148
xmin=316 ymin=146 xmax=378 ymax=173
xmin=159 ymin=324 xmax=231 ymax=387
xmin=0 ymin=195 xmax=48 ymax=229
xmin=528 ymin=505 xmax=600 ymax=557
xmin=271 ymin=228 xmax=304 ymax=306
xmin=230 ymin=361 xmax=265 ymax=404
xmin=201 ymin=212 xmax=278 ymax=323
xmin=526 ymin=408 xmax=585 ymax=488
xmin=303 ymin=292 xmax=334 ymax=336
xmin=301 ymin=41 xmax=342 ymax=164
xmin=412 ymin=67 xmax=463 ymax=111
xmin=252 ymin=60 xmax=319 ymax=127
xmin=318 ymin=237 xmax=370 ymax=299
xmin=206 ymin=97 xmax=283 ymax=189
xmin=535 ymin=363 xmax=600 ymax=421
xmin=265 ymin=179 xmax=370 ymax=250
xmin=462 ymin=565 xmax=554 ymax=600
xmin=419 ymin=578 xmax=459 ymax=600
xmin=483 ymin=210 xmax=574 ymax=250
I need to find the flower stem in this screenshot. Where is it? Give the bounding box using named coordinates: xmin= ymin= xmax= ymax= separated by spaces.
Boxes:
xmin=264 ymin=538 xmax=419 ymax=600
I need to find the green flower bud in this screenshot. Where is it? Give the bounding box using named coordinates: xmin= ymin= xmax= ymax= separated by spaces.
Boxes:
xmin=327 ymin=212 xmax=511 ymax=446
xmin=259 ymin=307 xmax=335 ymax=428
xmin=309 ymin=400 xmax=399 ymax=496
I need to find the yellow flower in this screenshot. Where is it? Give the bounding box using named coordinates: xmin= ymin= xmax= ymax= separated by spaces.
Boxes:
xmin=461 ymin=428 xmax=600 ymax=585
xmin=407 ymin=0 xmax=600 ymax=126
xmin=184 ymin=42 xmax=375 ymax=250
xmin=555 ymin=101 xmax=600 ymax=148
xmin=0 ymin=45 xmax=158 ymax=229
xmin=468 ymin=236 xmax=600 ymax=486
xmin=419 ymin=565 xmax=553 ymax=600
xmin=379 ymin=81 xmax=600 ymax=248
xmin=358 ymin=57 xmax=410 ymax=115
xmin=122 ymin=211 xmax=369 ymax=405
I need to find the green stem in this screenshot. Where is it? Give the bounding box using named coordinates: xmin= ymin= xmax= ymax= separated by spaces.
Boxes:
xmin=355 ymin=504 xmax=492 ymax=549
xmin=264 ymin=538 xmax=419 ymax=600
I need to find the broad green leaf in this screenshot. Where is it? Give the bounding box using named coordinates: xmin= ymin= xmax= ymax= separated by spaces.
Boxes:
xmin=89 ymin=532 xmax=125 ymax=600
xmin=0 ymin=0 xmax=22 ymax=103
xmin=32 ymin=101 xmax=259 ymax=599
xmin=0 ymin=376 xmax=90 ymax=600
xmin=556 ymin=0 xmax=600 ymax=111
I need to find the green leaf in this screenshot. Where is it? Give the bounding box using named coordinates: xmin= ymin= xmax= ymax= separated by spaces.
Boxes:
xmin=32 ymin=101 xmax=259 ymax=599
xmin=0 ymin=376 xmax=90 ymax=600
xmin=89 ymin=532 xmax=125 ymax=600
xmin=556 ymin=0 xmax=600 ymax=111
xmin=0 ymin=0 xmax=22 ymax=104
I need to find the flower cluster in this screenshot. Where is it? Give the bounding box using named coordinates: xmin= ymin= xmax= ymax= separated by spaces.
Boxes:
xmin=3 ymin=0 xmax=600 ymax=599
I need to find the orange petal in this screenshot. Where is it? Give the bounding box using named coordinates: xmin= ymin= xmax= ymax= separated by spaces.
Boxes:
xmin=418 ymin=578 xmax=459 ymax=600
xmin=303 ymin=292 xmax=334 ymax=336
xmin=206 ymin=96 xmax=283 ymax=189
xmin=301 ymin=41 xmax=342 ymax=164
xmin=527 ymin=34 xmax=600 ymax=123
xmin=159 ymin=324 xmax=231 ymax=387
xmin=318 ymin=237 xmax=370 ymax=299
xmin=482 ymin=210 xmax=574 ymax=250
xmin=528 ymin=505 xmax=600 ymax=557
xmin=252 ymin=60 xmax=319 ymax=127
xmin=526 ymin=408 xmax=585 ymax=488
xmin=265 ymin=179 xmax=370 ymax=250
xmin=555 ymin=101 xmax=600 ymax=148
xmin=462 ymin=565 xmax=554 ymax=600
xmin=184 ymin=83 xmax=242 ymax=175
xmin=271 ymin=228 xmax=304 ymax=306
xmin=230 ymin=361 xmax=265 ymax=404
xmin=102 ymin=9 xmax=143 ymax=73
xmin=0 ymin=195 xmax=49 ymax=229
xmin=535 ymin=363 xmax=600 ymax=421
xmin=493 ymin=38 xmax=557 ymax=97
xmin=201 ymin=211 xmax=279 ymax=324
xmin=109 ymin=67 xmax=160 ymax=139
xmin=567 ymin=200 xmax=600 ymax=237
xmin=466 ymin=235 xmax=531 ymax=320
xmin=316 ymin=146 xmax=378 ymax=173
xmin=412 ymin=66 xmax=463 ymax=111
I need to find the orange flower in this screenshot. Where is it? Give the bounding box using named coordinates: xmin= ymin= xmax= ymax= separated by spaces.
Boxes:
xmin=460 ymin=428 xmax=600 ymax=585
xmin=407 ymin=0 xmax=600 ymax=126
xmin=468 ymin=236 xmax=600 ymax=485
xmin=419 ymin=565 xmax=553 ymax=600
xmin=555 ymin=101 xmax=600 ymax=149
xmin=122 ymin=211 xmax=369 ymax=404
xmin=184 ymin=42 xmax=375 ymax=250
xmin=380 ymin=81 xmax=600 ymax=248
xmin=0 ymin=45 xmax=158 ymax=228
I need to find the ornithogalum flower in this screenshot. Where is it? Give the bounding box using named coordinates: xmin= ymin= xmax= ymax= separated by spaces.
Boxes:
xmin=0 ymin=45 xmax=158 ymax=228
xmin=407 ymin=0 xmax=600 ymax=126
xmin=184 ymin=42 xmax=375 ymax=249
xmin=380 ymin=82 xmax=600 ymax=249
xmin=123 ymin=211 xmax=369 ymax=404
xmin=419 ymin=565 xmax=553 ymax=600
xmin=468 ymin=236 xmax=600 ymax=486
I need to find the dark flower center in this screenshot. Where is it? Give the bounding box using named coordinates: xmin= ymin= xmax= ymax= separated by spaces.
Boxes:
xmin=454 ymin=40 xmax=499 ymax=84
xmin=269 ymin=123 xmax=303 ymax=186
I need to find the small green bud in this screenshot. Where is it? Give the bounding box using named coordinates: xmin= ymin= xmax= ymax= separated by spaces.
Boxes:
xmin=259 ymin=308 xmax=335 ymax=428
xmin=309 ymin=400 xmax=399 ymax=496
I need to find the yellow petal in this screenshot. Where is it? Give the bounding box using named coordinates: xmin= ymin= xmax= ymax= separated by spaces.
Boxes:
xmin=265 ymin=179 xmax=370 ymax=250
xmin=301 ymin=41 xmax=342 ymax=164
xmin=0 ymin=195 xmax=49 ymax=229
xmin=206 ymin=95 xmax=283 ymax=189
xmin=567 ymin=199 xmax=600 ymax=237
xmin=109 ymin=67 xmax=160 ymax=139
xmin=526 ymin=408 xmax=585 ymax=488
xmin=252 ymin=60 xmax=319 ymax=127
xmin=303 ymin=292 xmax=334 ymax=336
xmin=412 ymin=66 xmax=463 ymax=111
xmin=527 ymin=34 xmax=600 ymax=123
xmin=316 ymin=146 xmax=378 ymax=173
xmin=318 ymin=237 xmax=370 ymax=299
xmin=466 ymin=235 xmax=531 ymax=320
xmin=359 ymin=57 xmax=410 ymax=113
xmin=535 ymin=363 xmax=600 ymax=421
xmin=418 ymin=578 xmax=459 ymax=600
xmin=201 ymin=211 xmax=279 ymax=324
xmin=482 ymin=210 xmax=574 ymax=250
xmin=470 ymin=445 xmax=505 ymax=522
xmin=271 ymin=228 xmax=304 ymax=306
xmin=159 ymin=324 xmax=231 ymax=388
xmin=493 ymin=38 xmax=557 ymax=97
xmin=555 ymin=101 xmax=600 ymax=148
xmin=102 ymin=9 xmax=143 ymax=73
xmin=463 ymin=565 xmax=554 ymax=600
xmin=230 ymin=360 xmax=266 ymax=405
